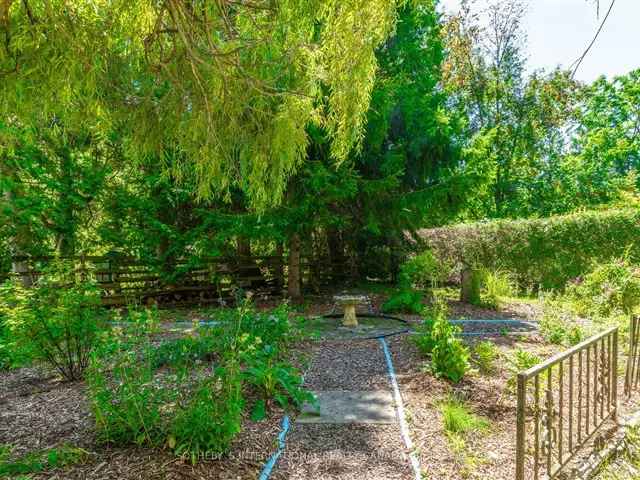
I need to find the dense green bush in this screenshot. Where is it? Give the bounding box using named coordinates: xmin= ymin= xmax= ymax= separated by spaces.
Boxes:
xmin=0 ymin=261 xmax=106 ymax=380
xmin=399 ymin=250 xmax=448 ymax=290
xmin=540 ymin=296 xmax=585 ymax=346
xmin=382 ymin=289 xmax=425 ymax=315
xmin=383 ymin=250 xmax=452 ymax=314
xmin=431 ymin=320 xmax=470 ymax=383
xmin=87 ymin=314 xmax=166 ymax=446
xmin=412 ymin=300 xmax=448 ymax=355
xmin=169 ymin=364 xmax=244 ymax=463
xmin=420 ymin=208 xmax=640 ymax=290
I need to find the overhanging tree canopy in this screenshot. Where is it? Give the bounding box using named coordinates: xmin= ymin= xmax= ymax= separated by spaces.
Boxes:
xmin=0 ymin=0 xmax=404 ymax=209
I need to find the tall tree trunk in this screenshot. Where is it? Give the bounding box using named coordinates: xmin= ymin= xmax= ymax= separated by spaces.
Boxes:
xmin=327 ymin=227 xmax=345 ymax=283
xmin=287 ymin=233 xmax=301 ymax=300
xmin=460 ymin=267 xmax=482 ymax=304
xmin=237 ymin=237 xmax=252 ymax=258
xmin=275 ymin=242 xmax=285 ymax=291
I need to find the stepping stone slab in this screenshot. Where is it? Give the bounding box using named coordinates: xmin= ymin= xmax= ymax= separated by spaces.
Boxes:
xmin=297 ymin=390 xmax=396 ymax=424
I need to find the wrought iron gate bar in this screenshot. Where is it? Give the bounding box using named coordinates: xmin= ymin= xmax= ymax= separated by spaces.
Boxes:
xmin=516 ymin=326 xmax=618 ymax=480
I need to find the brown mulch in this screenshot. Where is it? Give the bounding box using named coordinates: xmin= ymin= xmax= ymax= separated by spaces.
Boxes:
xmin=302 ymin=339 xmax=389 ymax=391
xmin=386 ymin=330 xmax=640 ymax=480
xmin=0 ymin=368 xmax=92 ymax=459
xmin=274 ymin=424 xmax=412 ymax=480
xmin=0 ymin=363 xmax=287 ymax=479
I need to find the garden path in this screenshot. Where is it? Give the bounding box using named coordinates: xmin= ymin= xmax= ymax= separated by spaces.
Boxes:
xmin=271 ymin=337 xmax=418 ymax=480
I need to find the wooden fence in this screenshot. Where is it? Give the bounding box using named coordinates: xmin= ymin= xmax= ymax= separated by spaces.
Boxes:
xmin=516 ymin=326 xmax=619 ymax=480
xmin=7 ymin=254 xmax=348 ymax=306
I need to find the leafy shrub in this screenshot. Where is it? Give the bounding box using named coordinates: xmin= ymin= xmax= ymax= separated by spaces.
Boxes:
xmin=509 ymin=349 xmax=541 ymax=373
xmin=421 ymin=208 xmax=640 ymax=290
xmin=0 ymin=317 xmax=27 ymax=370
xmin=382 ymin=289 xmax=425 ymax=315
xmin=481 ymin=270 xmax=514 ymax=309
xmin=0 ymin=261 xmax=106 ymax=380
xmin=473 ymin=341 xmax=500 ymax=374
xmin=507 ymin=349 xmax=542 ymax=390
xmin=244 ymin=356 xmax=312 ymax=412
xmin=412 ymin=299 xmax=448 ymax=356
xmin=399 ymin=250 xmax=448 ymax=290
xmin=567 ymin=258 xmax=640 ymax=317
xmin=151 ymin=336 xmax=217 ymax=369
xmin=170 ymin=363 xmax=244 ymax=463
xmin=540 ymin=299 xmax=585 ymax=346
xmin=431 ymin=321 xmax=470 ymax=383
xmin=412 ymin=299 xmax=469 ymax=382
xmin=232 ymin=303 xmax=313 ymax=415
xmin=87 ymin=334 xmax=167 ymax=446
xmin=87 ymin=302 xmax=312 ymax=462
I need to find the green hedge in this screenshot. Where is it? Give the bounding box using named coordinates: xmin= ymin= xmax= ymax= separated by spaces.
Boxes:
xmin=419 ymin=208 xmax=640 ymax=290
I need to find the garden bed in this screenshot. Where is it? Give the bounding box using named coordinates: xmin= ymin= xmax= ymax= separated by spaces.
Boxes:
xmin=2 ymin=292 xmax=639 ymax=480
xmin=0 ymin=351 xmax=290 ymax=480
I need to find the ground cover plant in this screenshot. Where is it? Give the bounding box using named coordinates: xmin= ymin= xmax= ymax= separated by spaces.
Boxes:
xmin=0 ymin=443 xmax=90 ymax=477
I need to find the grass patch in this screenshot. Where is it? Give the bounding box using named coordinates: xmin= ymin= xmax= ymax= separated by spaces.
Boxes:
xmin=438 ymin=396 xmax=490 ymax=477
xmin=439 ymin=397 xmax=489 ymax=437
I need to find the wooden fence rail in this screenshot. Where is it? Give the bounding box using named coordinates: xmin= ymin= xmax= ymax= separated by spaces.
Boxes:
xmin=6 ymin=255 xmax=348 ymax=306
xmin=516 ymin=326 xmax=619 ymax=480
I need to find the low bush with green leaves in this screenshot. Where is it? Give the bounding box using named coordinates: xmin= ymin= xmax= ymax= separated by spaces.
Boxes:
xmin=412 ymin=299 xmax=469 ymax=382
xmin=0 ymin=261 xmax=107 ymax=380
xmin=151 ymin=335 xmax=217 ymax=369
xmin=169 ymin=363 xmax=244 ymax=463
xmin=507 ymin=348 xmax=543 ymax=390
xmin=431 ymin=320 xmax=470 ymax=383
xmin=399 ymin=250 xmax=448 ymax=290
xmin=472 ymin=340 xmax=500 ymax=374
xmin=382 ymin=288 xmax=425 ymax=315
xmin=540 ymin=300 xmax=585 ymax=346
xmin=412 ymin=299 xmax=448 ymax=356
xmin=0 ymin=317 xmax=27 ymax=370
xmin=0 ymin=443 xmax=89 ymax=477
xmin=383 ymin=250 xmax=450 ymax=315
xmin=567 ymin=258 xmax=640 ymax=318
